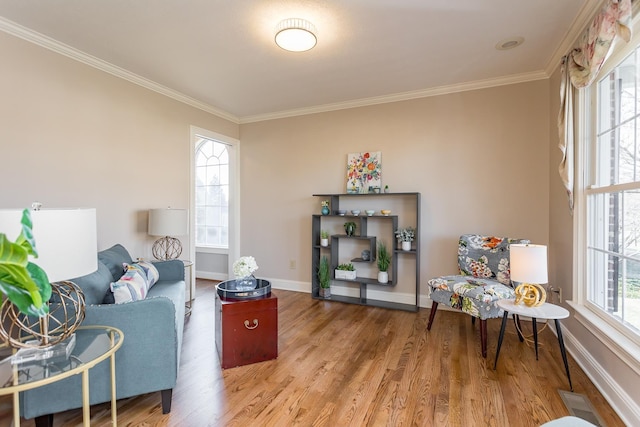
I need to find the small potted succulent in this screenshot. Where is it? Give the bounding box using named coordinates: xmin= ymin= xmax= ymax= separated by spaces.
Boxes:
xmin=320 ymin=230 xmax=329 ymax=247
xmin=377 ymin=241 xmax=391 ymax=283
xmin=344 ymin=221 xmax=357 ymax=236
xmin=335 ymin=262 xmax=356 ymax=280
xmin=395 ymin=226 xmax=416 ymax=251
xmin=318 ymin=256 xmax=331 ymax=298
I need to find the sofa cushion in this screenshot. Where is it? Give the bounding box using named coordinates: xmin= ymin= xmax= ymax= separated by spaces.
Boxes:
xmin=110 ymin=264 xmax=150 ymax=303
xmin=98 ymin=244 xmax=134 ymax=281
xmin=70 ymin=262 xmax=112 ymax=306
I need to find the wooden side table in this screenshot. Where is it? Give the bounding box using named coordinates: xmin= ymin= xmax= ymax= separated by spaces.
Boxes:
xmin=493 ymin=299 xmax=573 ymax=391
xmin=214 ymin=293 xmax=278 ymax=369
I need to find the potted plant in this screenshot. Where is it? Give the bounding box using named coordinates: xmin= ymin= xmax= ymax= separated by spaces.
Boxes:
xmin=0 ymin=209 xmax=51 ymax=317
xmin=320 ymin=230 xmax=329 ymax=247
xmin=377 ymin=241 xmax=391 ymax=283
xmin=344 ymin=221 xmax=357 ymax=236
xmin=318 ymin=256 xmax=331 ymax=298
xmin=335 ymin=262 xmax=356 ymax=280
xmin=395 ymin=226 xmax=416 ymax=251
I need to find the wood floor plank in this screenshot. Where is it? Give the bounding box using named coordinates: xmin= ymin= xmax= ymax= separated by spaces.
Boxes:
xmin=0 ymin=279 xmax=626 ymax=426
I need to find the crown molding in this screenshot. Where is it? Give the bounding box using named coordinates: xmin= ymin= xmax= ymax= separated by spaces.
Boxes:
xmin=239 ymin=70 xmax=549 ymax=124
xmin=544 ymin=0 xmax=604 ymax=77
xmin=0 ymin=17 xmax=240 ymax=124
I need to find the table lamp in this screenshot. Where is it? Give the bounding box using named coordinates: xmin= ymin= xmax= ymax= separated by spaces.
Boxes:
xmin=0 ymin=206 xmax=97 ymax=350
xmin=510 ymin=243 xmax=548 ymax=307
xmin=148 ymin=208 xmax=188 ymax=260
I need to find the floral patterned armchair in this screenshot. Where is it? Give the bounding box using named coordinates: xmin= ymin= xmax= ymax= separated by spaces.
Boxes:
xmin=426 ymin=234 xmax=529 ymax=357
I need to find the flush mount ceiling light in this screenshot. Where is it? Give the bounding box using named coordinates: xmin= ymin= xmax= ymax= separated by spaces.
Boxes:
xmin=275 ymin=18 xmax=317 ymax=52
xmin=495 ymin=36 xmax=525 ymax=50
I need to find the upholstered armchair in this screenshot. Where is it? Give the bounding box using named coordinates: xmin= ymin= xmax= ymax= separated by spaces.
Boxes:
xmin=426 ymin=234 xmax=528 ymax=357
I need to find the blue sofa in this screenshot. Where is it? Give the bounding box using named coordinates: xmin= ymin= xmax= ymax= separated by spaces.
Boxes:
xmin=20 ymin=244 xmax=186 ymax=425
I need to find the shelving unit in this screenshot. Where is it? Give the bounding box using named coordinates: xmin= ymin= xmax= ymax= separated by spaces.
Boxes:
xmin=311 ymin=192 xmax=420 ymax=312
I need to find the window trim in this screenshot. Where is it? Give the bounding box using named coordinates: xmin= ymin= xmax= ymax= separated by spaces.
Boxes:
xmin=189 ymin=126 xmax=240 ymax=274
xmin=572 ymin=11 xmax=640 ymax=374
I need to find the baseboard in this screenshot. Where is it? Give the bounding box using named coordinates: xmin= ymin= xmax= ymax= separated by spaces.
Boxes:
xmin=562 ymin=325 xmax=640 ymax=426
xmin=195 ymin=271 xmax=228 ymax=281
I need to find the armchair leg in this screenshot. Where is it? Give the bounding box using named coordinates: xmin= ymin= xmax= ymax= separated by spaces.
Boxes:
xmin=35 ymin=414 xmax=54 ymax=427
xmin=161 ymin=388 xmax=173 ymax=414
xmin=427 ymin=302 xmax=439 ymax=330
xmin=480 ymin=319 xmax=487 ymax=358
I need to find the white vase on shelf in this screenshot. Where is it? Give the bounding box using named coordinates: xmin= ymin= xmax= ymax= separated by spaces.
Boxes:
xmin=378 ymin=271 xmax=389 ymax=284
xmin=401 ymin=241 xmax=412 ymax=251
xmin=320 ymin=238 xmax=329 ymax=247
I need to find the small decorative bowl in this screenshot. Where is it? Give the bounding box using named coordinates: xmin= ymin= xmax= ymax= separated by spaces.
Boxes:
xmin=351 ymin=210 xmax=361 ymax=216
xmin=381 ymin=209 xmax=391 ymax=216
xmin=336 ymin=210 xmax=346 ymax=216
xmin=365 ymin=210 xmax=375 ymax=216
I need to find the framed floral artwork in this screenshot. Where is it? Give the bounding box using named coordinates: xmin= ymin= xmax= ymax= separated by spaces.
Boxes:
xmin=346 ymin=152 xmax=381 ymax=193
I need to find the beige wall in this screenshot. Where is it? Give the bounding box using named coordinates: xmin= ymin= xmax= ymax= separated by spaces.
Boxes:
xmin=240 ymin=81 xmax=550 ymax=292
xmin=0 ymin=31 xmax=238 ymax=259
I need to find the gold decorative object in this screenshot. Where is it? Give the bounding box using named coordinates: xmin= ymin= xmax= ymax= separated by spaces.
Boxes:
xmin=514 ymin=283 xmax=547 ymax=307
xmin=0 ymin=281 xmax=86 ymax=348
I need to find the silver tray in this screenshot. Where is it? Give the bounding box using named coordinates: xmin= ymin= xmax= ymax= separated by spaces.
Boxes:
xmin=216 ymin=278 xmax=271 ymax=300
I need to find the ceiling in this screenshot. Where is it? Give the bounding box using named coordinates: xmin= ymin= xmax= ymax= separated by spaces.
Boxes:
xmin=0 ymin=0 xmax=600 ymax=123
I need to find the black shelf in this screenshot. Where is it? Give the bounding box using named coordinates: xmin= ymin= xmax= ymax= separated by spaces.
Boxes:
xmin=311 ymin=192 xmax=420 ymax=311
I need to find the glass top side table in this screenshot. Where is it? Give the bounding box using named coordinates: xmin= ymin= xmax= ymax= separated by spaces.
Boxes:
xmin=493 ymin=299 xmax=573 ymax=391
xmin=0 ymin=325 xmax=124 ymax=427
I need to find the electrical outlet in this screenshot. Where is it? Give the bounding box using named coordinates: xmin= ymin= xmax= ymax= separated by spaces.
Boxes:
xmin=289 ymin=259 xmax=296 ymax=270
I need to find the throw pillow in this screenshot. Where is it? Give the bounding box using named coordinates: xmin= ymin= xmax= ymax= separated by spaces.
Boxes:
xmin=125 ymin=261 xmax=160 ymax=288
xmin=110 ymin=264 xmax=150 ymax=304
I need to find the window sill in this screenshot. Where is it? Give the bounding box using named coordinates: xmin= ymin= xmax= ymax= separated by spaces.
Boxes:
xmin=196 ymin=246 xmax=228 ymax=255
xmin=567 ymin=300 xmax=640 ymax=376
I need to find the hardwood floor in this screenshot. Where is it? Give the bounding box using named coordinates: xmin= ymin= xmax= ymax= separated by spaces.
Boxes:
xmin=0 ymin=279 xmax=625 ymax=426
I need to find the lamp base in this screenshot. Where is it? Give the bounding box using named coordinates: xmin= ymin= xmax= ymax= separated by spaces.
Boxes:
xmin=11 ymin=333 xmax=76 ymax=366
xmin=152 ymin=236 xmax=183 ymax=260
xmin=514 ymin=283 xmax=547 ymax=307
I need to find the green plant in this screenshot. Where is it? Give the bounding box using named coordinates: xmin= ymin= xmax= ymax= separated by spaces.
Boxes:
xmin=377 ymin=241 xmax=391 ymax=272
xmin=344 ymin=221 xmax=357 ymax=236
xmin=320 ymin=230 xmax=329 ymax=239
xmin=0 ymin=209 xmax=52 ymax=317
xmin=318 ymin=256 xmax=330 ymax=288
xmin=336 ymin=263 xmax=355 ymax=271
xmin=395 ymin=226 xmax=416 ymax=242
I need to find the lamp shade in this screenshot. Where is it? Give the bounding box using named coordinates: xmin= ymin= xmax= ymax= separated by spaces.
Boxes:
xmin=148 ymin=208 xmax=188 ymax=237
xmin=510 ymin=244 xmax=548 ymax=284
xmin=0 ymin=208 xmax=98 ymax=282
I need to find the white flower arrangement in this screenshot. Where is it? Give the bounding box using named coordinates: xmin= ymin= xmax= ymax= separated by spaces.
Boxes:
xmin=395 ymin=226 xmax=416 ymax=242
xmin=233 ymin=256 xmax=259 ymax=278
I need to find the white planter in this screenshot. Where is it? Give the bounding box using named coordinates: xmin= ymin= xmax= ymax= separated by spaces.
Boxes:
xmin=378 ymin=271 xmax=389 ymax=284
xmin=401 ymin=241 xmax=412 ymax=251
xmin=320 ymin=238 xmax=329 ymax=247
xmin=335 ymin=269 xmax=357 ymax=280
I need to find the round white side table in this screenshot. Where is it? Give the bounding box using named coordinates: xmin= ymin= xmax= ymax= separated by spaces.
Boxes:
xmin=493 ymin=299 xmax=573 ymax=391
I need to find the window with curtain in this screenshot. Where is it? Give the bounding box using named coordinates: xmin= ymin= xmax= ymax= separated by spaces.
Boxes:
xmin=195 ymin=137 xmax=229 ymax=248
xmin=587 ymin=44 xmax=640 ymax=337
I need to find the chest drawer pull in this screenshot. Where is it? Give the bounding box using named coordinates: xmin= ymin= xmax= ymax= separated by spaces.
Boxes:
xmin=244 ymin=319 xmax=259 ymax=330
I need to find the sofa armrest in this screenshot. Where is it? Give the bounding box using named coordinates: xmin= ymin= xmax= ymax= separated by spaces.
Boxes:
xmin=152 ymin=259 xmax=185 ymax=281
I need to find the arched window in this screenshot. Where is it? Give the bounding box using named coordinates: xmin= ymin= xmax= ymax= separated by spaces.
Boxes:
xmin=195 ymin=137 xmax=229 ymax=247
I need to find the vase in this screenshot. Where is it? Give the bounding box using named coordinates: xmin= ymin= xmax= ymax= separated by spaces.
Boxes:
xmin=319 ymin=287 xmax=331 ymax=298
xmin=320 ymin=238 xmax=329 ymax=247
xmin=345 ymin=223 xmax=356 ymax=236
xmin=401 ymin=241 xmax=411 ymax=251
xmin=235 ymin=275 xmax=257 ymax=291
xmin=378 ymin=271 xmax=389 ymax=284
xmin=321 ymin=206 xmax=330 ymax=215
